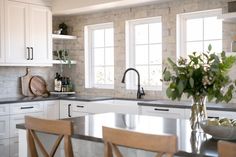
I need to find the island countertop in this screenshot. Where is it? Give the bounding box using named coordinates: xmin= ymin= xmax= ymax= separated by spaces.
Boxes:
xmin=16 ymin=112 xmax=232 ymax=157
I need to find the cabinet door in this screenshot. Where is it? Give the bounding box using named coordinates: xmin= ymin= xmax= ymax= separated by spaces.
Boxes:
xmin=5 ymin=1 xmax=30 ymax=64
xmin=29 ymin=4 xmax=52 ymax=65
xmin=60 ymin=101 xmax=70 ymax=118
xmin=9 ymin=138 xmax=18 ymax=157
xmin=0 ymin=116 xmax=9 ymax=139
xmin=0 ymin=139 xmax=9 ymax=157
xmin=10 ymin=112 xmax=44 ymax=138
xmin=0 ymin=0 xmax=4 ymax=63
xmin=44 ymin=101 xmax=59 ymax=120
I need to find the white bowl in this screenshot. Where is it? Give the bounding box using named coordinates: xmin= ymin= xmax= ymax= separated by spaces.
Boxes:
xmin=200 ymin=120 xmax=236 ymax=140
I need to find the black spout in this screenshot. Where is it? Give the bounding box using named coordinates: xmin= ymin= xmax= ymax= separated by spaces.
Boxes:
xmin=121 ymin=68 xmax=145 ymax=99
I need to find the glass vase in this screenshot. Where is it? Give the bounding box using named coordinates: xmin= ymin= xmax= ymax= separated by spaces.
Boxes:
xmin=190 ymin=96 xmax=207 ymax=131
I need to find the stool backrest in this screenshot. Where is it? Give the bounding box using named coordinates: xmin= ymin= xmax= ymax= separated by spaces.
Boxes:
xmin=102 ymin=126 xmax=177 ymax=157
xmin=218 ymin=140 xmax=236 ymax=157
xmin=25 ymin=116 xmax=74 ymax=157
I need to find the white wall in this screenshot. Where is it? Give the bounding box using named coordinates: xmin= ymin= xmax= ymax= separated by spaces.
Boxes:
xmin=52 ymin=0 xmax=169 ymax=15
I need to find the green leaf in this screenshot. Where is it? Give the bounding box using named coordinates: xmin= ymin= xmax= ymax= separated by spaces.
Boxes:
xmin=166 ymin=88 xmax=173 ymax=98
xmin=177 ymin=81 xmax=184 ymax=94
xmin=208 ymin=44 xmax=212 ymax=52
xmin=163 ymin=71 xmax=171 ymax=81
xmin=189 ymin=78 xmax=194 ymax=88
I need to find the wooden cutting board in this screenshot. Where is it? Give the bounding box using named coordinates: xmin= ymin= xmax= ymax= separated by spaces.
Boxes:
xmin=21 ymin=68 xmax=34 ymax=96
xmin=29 ymin=76 xmax=49 ymax=96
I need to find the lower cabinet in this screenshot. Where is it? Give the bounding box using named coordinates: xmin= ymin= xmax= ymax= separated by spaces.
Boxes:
xmin=0 ymin=139 xmax=9 ymax=157
xmin=9 ymin=138 xmax=18 ymax=157
xmin=60 ymin=100 xmax=93 ymax=119
xmin=44 ymin=100 xmax=60 ymax=120
xmin=139 ymin=105 xmax=187 ymax=119
xmin=0 ymin=116 xmax=9 ymax=139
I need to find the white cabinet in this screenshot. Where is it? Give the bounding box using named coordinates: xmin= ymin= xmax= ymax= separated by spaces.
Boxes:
xmin=10 ymin=0 xmax=52 ymax=6
xmin=9 ymin=138 xmax=18 ymax=157
xmin=10 ymin=112 xmax=44 ymax=138
xmin=0 ymin=116 xmax=9 ymax=139
xmin=60 ymin=100 xmax=92 ymax=118
xmin=44 ymin=100 xmax=59 ymax=119
xmin=0 ymin=0 xmax=4 ymax=63
xmin=185 ymin=108 xmax=236 ymax=119
xmin=4 ymin=0 xmax=52 ymax=66
xmin=0 ymin=139 xmax=9 ymax=157
xmin=139 ymin=106 xmax=187 ymax=119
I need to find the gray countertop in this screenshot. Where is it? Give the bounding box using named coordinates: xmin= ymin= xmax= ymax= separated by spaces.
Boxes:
xmin=0 ymin=95 xmax=236 ymax=112
xmin=138 ymin=100 xmax=236 ymax=111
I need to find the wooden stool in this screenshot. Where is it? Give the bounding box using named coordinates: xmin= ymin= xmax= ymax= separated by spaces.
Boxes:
xmin=102 ymin=126 xmax=177 ymax=157
xmin=218 ymin=140 xmax=236 ymax=157
xmin=25 ymin=116 xmax=74 ymax=157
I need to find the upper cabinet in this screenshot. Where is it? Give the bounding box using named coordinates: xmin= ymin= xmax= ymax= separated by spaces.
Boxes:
xmin=0 ymin=0 xmax=4 ymax=63
xmin=4 ymin=0 xmax=52 ymax=66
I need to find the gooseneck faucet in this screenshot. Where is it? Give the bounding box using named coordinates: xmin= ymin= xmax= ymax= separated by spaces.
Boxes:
xmin=121 ymin=68 xmax=145 ymax=99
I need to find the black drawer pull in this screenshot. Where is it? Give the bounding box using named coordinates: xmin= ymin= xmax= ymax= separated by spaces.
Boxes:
xmin=76 ymin=105 xmax=84 ymax=108
xmin=20 ymin=106 xmax=34 ymax=110
xmin=68 ymin=104 xmax=71 ymax=117
xmin=154 ymin=108 xmax=169 ymax=112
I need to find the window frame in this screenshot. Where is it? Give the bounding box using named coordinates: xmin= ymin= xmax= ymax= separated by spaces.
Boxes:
xmin=84 ymin=22 xmax=114 ymax=89
xmin=176 ymin=8 xmax=222 ymax=58
xmin=126 ymin=16 xmax=162 ymax=91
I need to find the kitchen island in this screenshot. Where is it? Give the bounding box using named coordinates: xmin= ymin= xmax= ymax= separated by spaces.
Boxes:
xmin=16 ymin=112 xmax=229 ymax=157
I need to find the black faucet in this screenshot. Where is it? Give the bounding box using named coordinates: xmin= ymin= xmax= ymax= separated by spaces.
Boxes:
xmin=121 ymin=68 xmax=145 ymax=99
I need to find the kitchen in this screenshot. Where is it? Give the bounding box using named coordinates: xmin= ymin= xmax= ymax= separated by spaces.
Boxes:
xmin=1 ymin=0 xmax=236 ymax=157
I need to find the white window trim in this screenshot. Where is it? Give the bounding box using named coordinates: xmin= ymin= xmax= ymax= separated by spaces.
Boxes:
xmin=126 ymin=16 xmax=162 ymax=91
xmin=177 ymin=8 xmax=222 ymax=59
xmin=84 ymin=22 xmax=114 ymax=89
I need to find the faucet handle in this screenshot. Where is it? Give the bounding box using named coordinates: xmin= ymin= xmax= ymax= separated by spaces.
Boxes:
xmin=141 ymin=87 xmax=145 ymax=95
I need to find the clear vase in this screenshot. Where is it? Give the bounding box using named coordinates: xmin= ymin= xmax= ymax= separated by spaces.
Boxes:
xmin=190 ymin=96 xmax=207 ymax=131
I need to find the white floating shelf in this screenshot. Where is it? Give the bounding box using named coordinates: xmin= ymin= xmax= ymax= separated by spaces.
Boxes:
xmin=218 ymin=12 xmax=236 ymax=22
xmin=52 ymin=34 xmax=77 ymax=40
xmin=52 ymin=60 xmax=77 ymax=64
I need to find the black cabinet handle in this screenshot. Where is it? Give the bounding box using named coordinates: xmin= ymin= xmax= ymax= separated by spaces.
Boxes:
xmin=26 ymin=47 xmax=30 ymax=60
xmin=30 ymin=47 xmax=33 ymax=60
xmin=154 ymin=108 xmax=169 ymax=112
xmin=208 ymin=116 xmax=219 ymax=119
xmin=68 ymin=104 xmax=71 ymax=117
xmin=76 ymin=105 xmax=84 ymax=108
xmin=20 ymin=106 xmax=34 ymax=110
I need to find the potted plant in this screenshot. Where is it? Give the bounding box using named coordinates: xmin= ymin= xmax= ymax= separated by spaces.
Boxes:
xmin=162 ymin=45 xmax=236 ymax=131
xmin=53 ymin=49 xmax=72 ymax=68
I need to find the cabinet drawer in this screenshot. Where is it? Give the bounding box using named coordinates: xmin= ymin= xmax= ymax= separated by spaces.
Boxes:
xmin=0 ymin=104 xmax=10 ymax=116
xmin=140 ymin=106 xmax=186 ymax=119
xmin=0 ymin=139 xmax=9 ymax=157
xmin=72 ymin=102 xmax=88 ymax=112
xmin=10 ymin=102 xmax=44 ymax=114
xmin=10 ymin=112 xmax=44 ymax=137
xmin=0 ymin=116 xmax=9 ymax=139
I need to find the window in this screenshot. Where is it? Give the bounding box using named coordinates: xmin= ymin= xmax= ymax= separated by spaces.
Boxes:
xmin=177 ymin=9 xmax=222 ymax=58
xmin=126 ymin=17 xmax=162 ymax=91
xmin=85 ymin=23 xmax=114 ymax=89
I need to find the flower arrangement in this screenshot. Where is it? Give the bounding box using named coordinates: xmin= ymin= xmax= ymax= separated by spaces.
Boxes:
xmin=162 ymin=45 xmax=236 ymax=130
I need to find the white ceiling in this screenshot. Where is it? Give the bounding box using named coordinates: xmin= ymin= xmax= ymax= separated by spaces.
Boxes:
xmin=52 ymin=0 xmax=170 ymax=15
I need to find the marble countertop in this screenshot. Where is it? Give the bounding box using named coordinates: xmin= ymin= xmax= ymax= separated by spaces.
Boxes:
xmin=17 ymin=112 xmax=231 ymax=157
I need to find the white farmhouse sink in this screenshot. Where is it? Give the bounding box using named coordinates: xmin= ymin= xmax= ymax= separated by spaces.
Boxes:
xmin=94 ymin=99 xmax=140 ymax=105
xmin=91 ymin=99 xmax=142 ymax=114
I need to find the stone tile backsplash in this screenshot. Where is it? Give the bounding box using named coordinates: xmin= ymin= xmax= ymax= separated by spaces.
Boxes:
xmin=52 ymin=0 xmax=236 ymax=102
